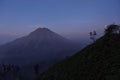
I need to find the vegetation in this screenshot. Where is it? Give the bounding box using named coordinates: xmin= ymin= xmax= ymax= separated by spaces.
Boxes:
xmin=0 ymin=64 xmax=20 ymax=80
xmin=89 ymin=30 xmax=97 ymax=42
xmin=105 ymin=24 xmax=120 ymax=35
xmin=39 ymin=24 xmax=120 ymax=80
xmin=34 ymin=64 xmax=40 ymax=76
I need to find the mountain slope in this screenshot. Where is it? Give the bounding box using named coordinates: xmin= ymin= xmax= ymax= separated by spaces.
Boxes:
xmin=40 ymin=34 xmax=120 ymax=80
xmin=0 ymin=28 xmax=79 ymax=65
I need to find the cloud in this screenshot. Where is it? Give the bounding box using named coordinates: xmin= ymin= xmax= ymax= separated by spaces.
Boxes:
xmin=28 ymin=24 xmax=47 ymax=29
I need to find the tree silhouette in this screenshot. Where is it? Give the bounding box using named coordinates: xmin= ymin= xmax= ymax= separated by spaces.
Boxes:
xmin=89 ymin=30 xmax=97 ymax=42
xmin=34 ymin=64 xmax=39 ymax=76
xmin=105 ymin=24 xmax=120 ymax=35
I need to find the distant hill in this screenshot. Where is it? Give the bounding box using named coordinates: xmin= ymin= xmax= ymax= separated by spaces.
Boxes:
xmin=0 ymin=28 xmax=80 ymax=79
xmin=0 ymin=28 xmax=79 ymax=65
xmin=40 ymin=34 xmax=120 ymax=80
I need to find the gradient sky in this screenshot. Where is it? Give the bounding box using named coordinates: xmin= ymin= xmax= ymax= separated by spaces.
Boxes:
xmin=0 ymin=0 xmax=120 ymax=43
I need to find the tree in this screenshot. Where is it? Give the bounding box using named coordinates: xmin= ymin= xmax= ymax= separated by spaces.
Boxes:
xmin=34 ymin=64 xmax=39 ymax=76
xmin=89 ymin=30 xmax=97 ymax=42
xmin=105 ymin=24 xmax=120 ymax=35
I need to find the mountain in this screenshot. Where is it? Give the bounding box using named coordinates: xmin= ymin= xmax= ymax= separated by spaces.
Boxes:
xmin=0 ymin=28 xmax=80 ymax=79
xmin=40 ymin=34 xmax=120 ymax=80
xmin=0 ymin=28 xmax=80 ymax=70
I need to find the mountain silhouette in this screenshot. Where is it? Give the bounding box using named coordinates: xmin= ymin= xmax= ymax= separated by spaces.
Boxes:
xmin=0 ymin=28 xmax=79 ymax=66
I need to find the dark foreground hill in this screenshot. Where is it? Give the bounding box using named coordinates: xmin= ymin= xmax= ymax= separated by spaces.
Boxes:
xmin=40 ymin=34 xmax=120 ymax=80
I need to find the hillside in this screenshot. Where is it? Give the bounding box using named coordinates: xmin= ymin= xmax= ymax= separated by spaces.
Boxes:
xmin=40 ymin=34 xmax=120 ymax=80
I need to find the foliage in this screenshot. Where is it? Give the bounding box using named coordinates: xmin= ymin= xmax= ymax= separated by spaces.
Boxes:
xmin=34 ymin=64 xmax=40 ymax=76
xmin=0 ymin=64 xmax=20 ymax=80
xmin=105 ymin=24 xmax=120 ymax=35
xmin=89 ymin=30 xmax=97 ymax=42
xmin=40 ymin=32 xmax=120 ymax=80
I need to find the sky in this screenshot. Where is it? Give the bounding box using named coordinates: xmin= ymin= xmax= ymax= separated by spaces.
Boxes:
xmin=0 ymin=0 xmax=120 ymax=44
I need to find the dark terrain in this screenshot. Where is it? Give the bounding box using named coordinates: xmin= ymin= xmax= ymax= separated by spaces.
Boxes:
xmin=40 ymin=24 xmax=120 ymax=80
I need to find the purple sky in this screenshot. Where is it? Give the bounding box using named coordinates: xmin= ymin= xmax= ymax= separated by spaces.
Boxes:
xmin=0 ymin=0 xmax=120 ymax=44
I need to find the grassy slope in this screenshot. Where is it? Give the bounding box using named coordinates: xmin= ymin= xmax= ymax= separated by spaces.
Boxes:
xmin=40 ymin=35 xmax=120 ymax=80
